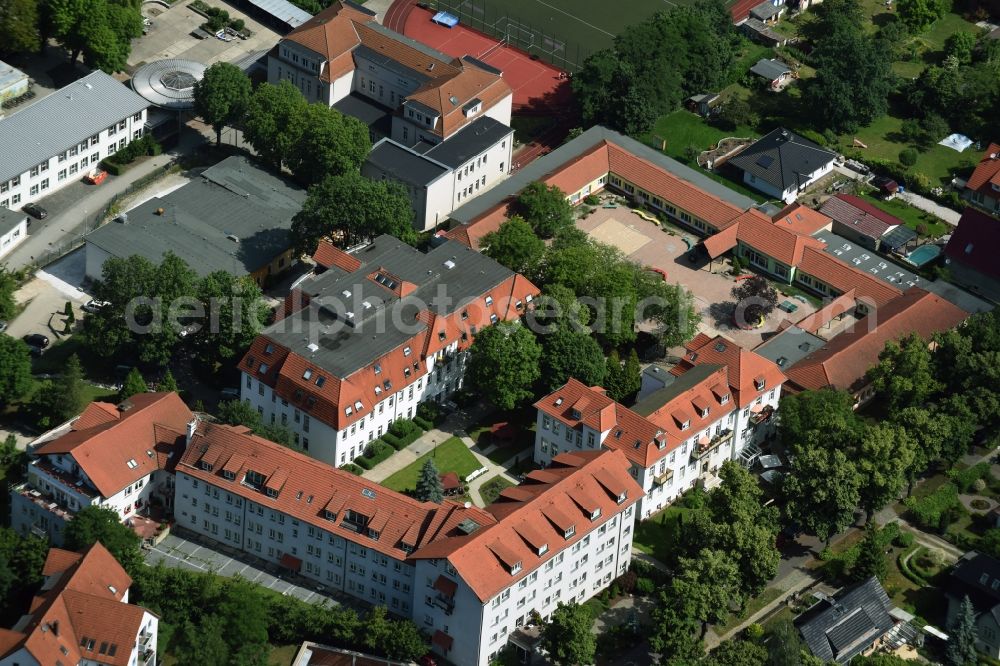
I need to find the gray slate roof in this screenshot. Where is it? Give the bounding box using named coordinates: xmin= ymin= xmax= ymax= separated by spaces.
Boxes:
xmin=752 ymin=324 xmax=826 ymax=369
xmin=423 ymin=116 xmax=512 ymax=168
xmin=85 ymin=156 xmax=306 ymax=277
xmin=448 ymin=125 xmax=756 ymax=225
xmin=264 ymin=235 xmax=516 ymax=378
xmin=796 ymin=577 xmax=894 ymax=664
xmin=365 ymin=139 xmax=449 ymax=188
xmin=0 ymin=207 xmax=26 ymax=235
xmin=632 ymin=364 xmax=722 ymax=417
xmin=750 ymin=0 xmax=783 ymax=20
xmin=947 ymin=551 xmax=1000 ymax=616
xmin=0 ymin=71 xmax=149 ymax=182
xmin=245 ymin=0 xmax=312 ymax=27
xmin=750 ymin=58 xmax=791 ymax=81
xmin=728 ymin=128 xmax=836 ymax=192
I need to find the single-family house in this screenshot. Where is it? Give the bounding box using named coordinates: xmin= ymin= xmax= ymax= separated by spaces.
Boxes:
xmin=796 ymin=577 xmax=895 ymax=663
xmin=750 ymin=0 xmax=786 ymax=22
xmin=728 ymin=128 xmax=837 ymax=203
xmin=962 ymin=144 xmax=1000 ymax=216
xmin=945 ymin=551 xmax=1000 ymax=659
xmin=820 ymin=194 xmax=902 ymax=251
xmin=685 ymin=93 xmax=722 ymax=117
xmin=750 ymin=59 xmax=793 ymax=90
xmin=945 ymin=206 xmax=1000 ymax=302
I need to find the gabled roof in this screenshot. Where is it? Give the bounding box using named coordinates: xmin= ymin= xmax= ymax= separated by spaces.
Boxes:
xmin=945 ymin=207 xmax=1000 ymax=280
xmin=0 ymin=543 xmax=145 ymax=666
xmin=313 ymin=239 xmax=363 ymax=272
xmin=965 ymin=143 xmax=1000 ymax=197
xmin=178 ymin=421 xmax=497 ymax=560
xmin=784 ymin=286 xmax=967 ymax=393
xmin=796 ymin=577 xmax=893 ymax=664
xmin=32 ymin=392 xmax=192 ymax=498
xmin=771 ymin=202 xmax=833 ymax=236
xmin=674 ymin=334 xmax=786 ymax=407
xmin=820 ymin=195 xmax=901 ymax=241
xmin=947 ymin=551 xmax=1000 ymax=615
xmin=729 ymin=128 xmax=837 ymax=192
xmin=797 ymin=246 xmax=902 ymax=308
xmin=282 ymin=1 xmax=374 ymax=59
xmin=408 ymin=450 xmax=643 ymax=601
xmin=736 ymin=207 xmax=825 ymax=266
xmin=750 ymin=58 xmax=791 ymax=80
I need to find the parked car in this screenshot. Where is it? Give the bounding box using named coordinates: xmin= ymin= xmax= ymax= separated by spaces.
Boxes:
xmin=23 ymin=333 xmax=49 ymax=348
xmin=22 ymin=202 xmax=47 ymax=219
xmin=82 ymin=299 xmax=109 ymax=313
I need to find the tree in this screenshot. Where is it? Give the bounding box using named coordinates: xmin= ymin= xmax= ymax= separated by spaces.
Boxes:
xmin=242 ymin=80 xmax=307 ymax=170
xmin=193 ymin=272 xmax=269 ymax=367
xmin=217 ymin=579 xmax=269 ymax=656
xmin=64 ymin=506 xmax=143 ymax=573
xmin=0 ymin=337 xmax=32 ymax=406
xmin=649 ymin=600 xmax=703 ymax=663
xmin=946 ymin=595 xmax=979 ymax=666
xmin=363 ymin=606 xmax=393 ymax=654
xmin=853 ymin=525 xmax=889 ymax=582
xmin=0 ymin=0 xmax=40 ymax=54
xmin=782 ymin=446 xmax=861 ymax=544
xmin=514 ymin=182 xmax=574 ymax=239
xmin=704 ymin=639 xmax=768 ymax=666
xmin=0 ymin=269 xmax=17 ymax=321
xmin=898 ymin=0 xmax=946 ymax=31
xmin=120 ymin=367 xmax=148 ymax=400
xmin=899 ymin=147 xmax=918 ymax=166
xmin=172 ymin=616 xmax=230 ymax=666
xmin=717 ymin=96 xmax=759 ymax=131
xmin=0 ymin=527 xmax=47 ymax=617
xmin=867 ymin=334 xmax=942 ymax=411
xmin=856 ymin=423 xmax=916 ymax=521
xmin=481 ymin=216 xmax=545 ymax=276
xmin=767 ymin=618 xmax=809 ymax=666
xmin=159 ymin=369 xmax=179 ymax=393
xmin=671 ymin=548 xmax=742 ymax=636
xmin=731 ymin=276 xmax=778 ymax=326
xmin=636 ymin=267 xmax=701 ymax=347
xmin=49 ymin=353 xmax=86 ymax=422
xmin=193 ymin=62 xmax=252 ymax=145
xmin=604 ymin=350 xmax=627 ymax=402
xmin=466 ymin=322 xmax=541 ymax=410
xmin=778 ymin=389 xmax=864 ymax=453
xmin=944 ymin=31 xmax=976 ymax=65
xmin=539 ymin=327 xmax=606 ymax=391
xmin=285 ymin=103 xmax=371 ymax=185
xmin=46 ymin=0 xmax=140 ymax=71
xmin=541 ymin=602 xmax=596 ymax=666
xmin=382 ymin=618 xmax=429 ymax=661
xmin=415 ymin=458 xmax=444 ymax=503
xmin=216 ymin=399 xmax=296 ymax=448
xmin=621 ymin=349 xmax=642 ymax=399
xmin=291 ymin=172 xmax=415 ymax=253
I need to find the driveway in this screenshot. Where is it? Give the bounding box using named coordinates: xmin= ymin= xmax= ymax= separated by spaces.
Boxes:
xmin=576 ymin=207 xmax=820 ymax=350
xmin=145 ymin=531 xmax=357 ymax=608
xmin=5 ymin=272 xmax=88 ymax=342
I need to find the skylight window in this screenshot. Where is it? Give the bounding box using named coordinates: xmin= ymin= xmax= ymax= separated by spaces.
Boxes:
xmin=316 ymin=376 xmax=325 ymax=387
xmin=485 ymin=296 xmax=493 ymax=306
xmin=303 ymin=369 xmax=313 ymax=380
xmin=126 ymin=459 xmax=137 ymax=469
xmin=345 ymin=406 xmax=353 ymax=416
xmin=259 ymin=363 xmax=269 ymax=374
xmin=374 ymin=386 xmax=382 ymax=395
xmin=354 ymin=401 xmax=363 ymax=411
xmin=403 ymin=346 xmax=412 ymax=357
xmin=374 ymin=363 xmax=382 ymax=375
xmin=264 ymin=343 xmax=274 ymax=355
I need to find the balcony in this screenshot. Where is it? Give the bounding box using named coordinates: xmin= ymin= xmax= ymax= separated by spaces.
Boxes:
xmin=431 ymin=594 xmax=454 ymax=614
xmin=652 ymin=469 xmax=673 ymax=487
xmin=13 ymin=483 xmax=74 ymax=522
xmin=749 ymin=405 xmax=775 ymax=426
xmin=31 ymin=459 xmax=98 ymax=500
xmin=138 ymin=631 xmax=153 ymax=650
xmin=139 ymin=647 xmax=155 ymax=664
xmin=691 ymin=429 xmax=734 ymax=459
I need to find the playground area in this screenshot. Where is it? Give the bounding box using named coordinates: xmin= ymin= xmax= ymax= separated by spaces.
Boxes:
xmin=400 ymin=6 xmax=570 ymax=109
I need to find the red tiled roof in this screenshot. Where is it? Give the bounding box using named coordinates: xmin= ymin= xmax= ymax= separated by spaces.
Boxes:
xmin=966 ymin=143 xmax=1000 ymax=195
xmin=0 ymin=543 xmax=144 ymax=666
xmin=736 ymin=208 xmax=825 ymax=266
xmin=797 ymin=246 xmax=902 ymax=308
xmin=820 ymin=195 xmax=901 ymax=240
xmin=785 ymin=287 xmax=968 ymax=393
xmin=945 ymin=206 xmax=1000 ymax=280
xmin=313 ymin=239 xmax=362 ymax=272
xmin=33 ymin=393 xmax=192 ymax=498
xmin=792 ymin=289 xmax=857 ymax=334
xmin=771 ymin=202 xmax=833 ymax=236
xmin=409 ymin=450 xmax=643 ymax=601
xmin=703 ymin=223 xmax=738 ymax=259
xmin=544 ymin=141 xmax=612 ymax=199
xmin=676 ymin=334 xmax=786 ymax=407
xmin=178 ymin=421 xmax=496 ymax=560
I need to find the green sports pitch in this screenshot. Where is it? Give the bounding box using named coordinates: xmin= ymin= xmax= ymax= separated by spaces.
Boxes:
xmin=426 ymin=0 xmax=704 ymax=71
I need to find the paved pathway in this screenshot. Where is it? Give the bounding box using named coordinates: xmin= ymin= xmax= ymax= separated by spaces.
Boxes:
xmin=898 ymin=191 xmax=961 ymax=226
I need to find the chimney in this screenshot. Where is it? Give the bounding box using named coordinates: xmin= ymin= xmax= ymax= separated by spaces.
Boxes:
xmin=50 ymin=621 xmax=59 ymax=636
xmin=117 ymin=400 xmax=133 ymax=413
xmin=155 ymin=207 xmax=165 ymax=215
xmin=186 ymin=418 xmax=198 ymax=445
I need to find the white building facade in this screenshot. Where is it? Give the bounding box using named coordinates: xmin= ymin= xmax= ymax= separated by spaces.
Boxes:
xmin=0 ymin=208 xmax=27 ymax=259
xmin=0 ymin=71 xmax=148 ymax=211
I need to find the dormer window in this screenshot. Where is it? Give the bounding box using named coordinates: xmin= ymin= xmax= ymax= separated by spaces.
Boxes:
xmin=538 ymin=544 xmax=548 ymax=556
xmin=754 ymin=377 xmax=766 ymax=391
xmin=485 ymin=295 xmax=493 ymax=306
xmin=617 ymin=491 xmax=627 ymax=505
xmin=590 ymin=508 xmax=602 ymax=521
xmin=354 ymin=401 xmax=363 ymax=411
xmin=681 ymin=420 xmax=690 ymax=431
xmin=375 ymin=386 xmax=382 ymax=396
xmin=721 ymin=394 xmax=730 ymax=404
xmin=461 ymin=311 xmax=468 ymax=320
xmin=700 ymin=408 xmax=709 ymax=418
xmin=510 ymin=561 xmax=522 ymax=575
xmin=223 ymin=470 xmax=235 ymax=481
xmin=403 ymin=346 xmax=412 ymax=357
xmin=324 ymin=510 xmax=337 ymax=521
xmin=345 ymin=406 xmax=353 ymax=416
xmin=439 ymin=331 xmax=446 ymax=341
xmin=570 ymin=408 xmax=581 ymax=420
xmin=266 ymin=488 xmax=278 ymax=498
xmin=368 ymin=528 xmax=381 ymax=541
xmin=564 ymin=525 xmax=576 ymax=539
xmin=199 ymin=460 xmax=213 ymax=472
xmin=404 ymin=367 xmax=411 ymax=378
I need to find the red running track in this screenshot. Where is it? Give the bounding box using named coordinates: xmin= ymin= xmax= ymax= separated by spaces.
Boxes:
xmin=388 ymin=4 xmax=571 ymax=111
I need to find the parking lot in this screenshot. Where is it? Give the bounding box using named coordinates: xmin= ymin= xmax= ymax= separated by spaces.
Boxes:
xmin=145 ymin=532 xmax=355 ymax=608
xmin=576 ymin=206 xmax=820 ymax=350
xmin=130 ymin=0 xmax=280 ymax=67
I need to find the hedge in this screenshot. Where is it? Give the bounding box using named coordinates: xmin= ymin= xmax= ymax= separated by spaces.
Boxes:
xmin=896 ymin=546 xmax=928 ymax=586
xmin=355 ymin=440 xmax=395 ymax=469
xmin=341 ymin=463 xmax=364 ymax=476
xmin=904 ymin=483 xmax=962 ymax=532
xmin=416 ymin=402 xmax=447 ymax=427
xmin=389 ymin=418 xmax=420 ymax=438
xmin=383 ymin=419 xmax=423 ymax=450
xmin=412 ymin=416 xmax=433 ymax=431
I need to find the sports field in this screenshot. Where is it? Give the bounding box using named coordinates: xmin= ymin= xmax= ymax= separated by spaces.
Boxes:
xmin=424 ymin=0 xmax=694 ymax=70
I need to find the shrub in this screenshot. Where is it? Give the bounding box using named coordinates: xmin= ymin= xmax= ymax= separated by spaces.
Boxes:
xmin=341 ymin=463 xmax=364 ymax=475
xmin=416 ymin=402 xmax=445 ymax=427
xmin=899 ymin=147 xmax=918 ymax=166
xmin=101 ymin=160 xmax=125 ymax=176
xmin=412 ymin=415 xmax=433 ymax=431
xmin=904 ymin=483 xmax=962 ymax=532
xmin=583 ymin=194 xmax=600 ymax=206
xmin=635 ymin=577 xmax=655 ymax=596
xmin=230 ymin=17 xmax=245 ymax=31
xmin=798 ymin=129 xmax=828 ymax=146
xmin=949 ymin=462 xmax=992 ymax=493
xmin=356 ymin=439 xmax=394 ymax=469
xmin=974 ymin=478 xmax=987 ymax=493
xmin=894 ymin=531 xmax=915 ymax=548
xmin=389 ymin=418 xmax=419 ymax=437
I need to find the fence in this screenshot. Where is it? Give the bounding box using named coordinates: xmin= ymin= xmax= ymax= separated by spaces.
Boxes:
xmin=429 ymin=0 xmax=584 ymax=73
xmin=30 ymin=163 xmax=179 ymax=270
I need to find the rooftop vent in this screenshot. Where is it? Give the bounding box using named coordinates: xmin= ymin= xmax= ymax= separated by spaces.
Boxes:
xmin=714 ymin=341 xmax=726 ymax=353
xmin=226 ymin=234 xmax=239 ymax=243
xmin=444 ymin=259 xmax=456 ymax=269
xmin=306 ymin=343 xmax=319 ymax=353
xmin=155 ymin=207 xmax=165 ymax=215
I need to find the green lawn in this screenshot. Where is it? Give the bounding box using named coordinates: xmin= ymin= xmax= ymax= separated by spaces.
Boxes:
xmin=631 ymin=505 xmax=697 ymax=564
xmin=858 ymin=194 xmax=950 ymax=238
xmin=713 ymin=587 xmax=783 ymax=634
xmin=479 ymin=475 xmax=515 ymax=505
xmin=381 ymin=437 xmax=483 ymax=492
xmin=268 ymin=644 xmax=299 ymax=665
